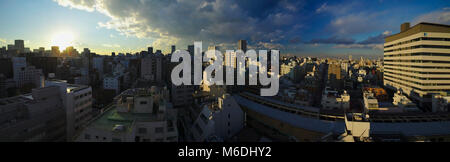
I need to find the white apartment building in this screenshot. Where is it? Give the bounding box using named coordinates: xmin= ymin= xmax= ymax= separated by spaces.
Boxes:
xmin=76 ymin=88 xmax=178 ymax=142
xmin=188 ymin=94 xmax=244 ymax=142
xmin=383 ymin=22 xmax=450 ymax=106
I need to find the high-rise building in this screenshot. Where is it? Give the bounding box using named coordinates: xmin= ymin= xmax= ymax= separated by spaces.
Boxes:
xmin=14 ymin=40 xmax=24 ymax=53
xmin=148 ymin=47 xmax=153 ymax=55
xmin=383 ymin=22 xmax=450 ymax=108
xmin=238 ymin=40 xmax=247 ymax=52
xmin=51 ymin=46 xmax=60 ymax=56
xmin=171 ymin=45 xmax=176 ymax=54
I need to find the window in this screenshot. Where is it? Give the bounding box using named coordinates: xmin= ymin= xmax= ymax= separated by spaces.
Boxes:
xmin=155 ymin=127 xmax=164 ymax=133
xmin=138 ymin=128 xmax=147 ymax=134
xmin=112 ymin=138 xmax=122 ymax=142
xmin=140 ymin=101 xmax=147 ymax=105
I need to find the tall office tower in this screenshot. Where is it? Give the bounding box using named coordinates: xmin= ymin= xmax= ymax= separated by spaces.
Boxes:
xmin=187 ymin=45 xmax=194 ymax=55
xmin=171 ymin=45 xmax=176 ymax=54
xmin=14 ymin=40 xmax=24 ymax=53
xmin=238 ymin=40 xmax=247 ymax=52
xmin=51 ymin=46 xmax=60 ymax=56
xmin=383 ymin=22 xmax=450 ymax=108
xmin=148 ymin=47 xmax=153 ymax=55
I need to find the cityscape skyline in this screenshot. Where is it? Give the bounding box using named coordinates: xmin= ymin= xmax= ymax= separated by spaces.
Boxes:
xmin=0 ymin=0 xmax=448 ymax=56
xmin=1 ymin=0 xmax=450 ymax=147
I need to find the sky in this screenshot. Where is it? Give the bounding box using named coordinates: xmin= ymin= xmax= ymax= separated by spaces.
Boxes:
xmin=0 ymin=0 xmax=448 ymax=57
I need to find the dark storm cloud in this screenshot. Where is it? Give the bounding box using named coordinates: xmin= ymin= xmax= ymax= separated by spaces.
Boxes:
xmin=308 ymin=36 xmax=355 ymax=45
xmin=55 ymin=0 xmax=303 ymax=49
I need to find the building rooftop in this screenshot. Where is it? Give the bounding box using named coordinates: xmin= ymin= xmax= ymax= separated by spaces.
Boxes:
xmin=67 ymin=84 xmax=90 ymax=93
xmin=87 ymin=105 xmax=163 ymax=133
xmin=385 ymin=22 xmax=450 ymax=43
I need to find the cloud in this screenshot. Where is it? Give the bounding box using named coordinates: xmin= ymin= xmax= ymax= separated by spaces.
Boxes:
xmin=331 ymin=31 xmax=392 ymax=50
xmin=359 ymin=30 xmax=391 ymax=44
xmin=54 ymin=0 xmax=96 ymax=12
xmin=310 ymin=31 xmax=390 ymax=50
xmin=256 ymin=42 xmax=284 ymax=49
xmin=330 ymin=12 xmax=384 ymax=35
xmin=54 ymin=0 xmax=301 ymax=52
xmin=413 ymin=8 xmax=450 ymax=25
xmin=0 ymin=38 xmax=7 ymax=45
xmin=308 ymin=36 xmax=355 ymax=45
xmin=333 ymin=44 xmax=383 ymax=50
xmin=315 ymin=1 xmax=359 ymax=15
xmin=102 ymin=44 xmax=120 ymax=48
xmin=316 ymin=2 xmax=328 ymax=13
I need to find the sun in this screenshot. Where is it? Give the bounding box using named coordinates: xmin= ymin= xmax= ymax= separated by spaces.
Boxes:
xmin=51 ymin=32 xmax=75 ymax=50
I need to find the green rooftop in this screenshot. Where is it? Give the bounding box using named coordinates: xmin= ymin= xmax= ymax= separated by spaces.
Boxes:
xmin=89 ymin=105 xmax=163 ymax=133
